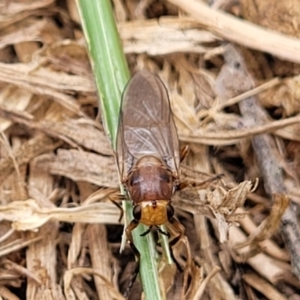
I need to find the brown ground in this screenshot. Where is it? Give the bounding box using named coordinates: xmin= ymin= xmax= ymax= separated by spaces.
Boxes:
xmin=1 ymin=0 xmax=300 ymax=299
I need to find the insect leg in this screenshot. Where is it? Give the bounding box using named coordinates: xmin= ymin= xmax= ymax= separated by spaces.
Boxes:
xmin=125 ymin=219 xmax=140 ymax=260
xmin=109 ymin=193 xmax=125 ymax=222
xmin=167 ymin=215 xmax=185 ymax=272
xmin=177 ymin=173 xmax=224 ymax=191
xmin=156 ymin=226 xmax=170 ymax=237
xmin=124 ymin=219 xmax=140 ymax=298
xmin=140 ymin=225 xmax=152 ymax=237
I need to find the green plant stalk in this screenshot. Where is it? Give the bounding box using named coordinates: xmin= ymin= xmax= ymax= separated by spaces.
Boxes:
xmin=76 ymin=0 xmax=163 ymax=299
xmin=76 ymin=0 xmax=128 ymax=147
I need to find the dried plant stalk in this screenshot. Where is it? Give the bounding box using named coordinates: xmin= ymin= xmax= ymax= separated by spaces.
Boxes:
xmin=215 ymin=44 xmax=300 ymax=279
xmin=167 ymin=0 xmax=300 ymax=63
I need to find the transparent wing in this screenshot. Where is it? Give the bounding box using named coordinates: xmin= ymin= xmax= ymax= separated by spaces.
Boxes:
xmin=116 ymin=71 xmax=180 ymax=180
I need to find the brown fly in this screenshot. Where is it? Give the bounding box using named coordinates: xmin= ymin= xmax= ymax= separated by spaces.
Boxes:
xmin=115 ymin=70 xmax=187 ymax=292
xmin=116 ymin=70 xmax=221 ymax=296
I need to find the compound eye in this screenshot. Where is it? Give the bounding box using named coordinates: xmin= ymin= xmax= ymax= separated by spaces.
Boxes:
xmin=133 ymin=205 xmax=142 ymax=221
xmin=166 ymin=204 xmax=174 ymax=220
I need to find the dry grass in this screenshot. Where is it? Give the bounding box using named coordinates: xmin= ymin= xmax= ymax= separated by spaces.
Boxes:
xmin=1 ymin=0 xmax=300 ymax=299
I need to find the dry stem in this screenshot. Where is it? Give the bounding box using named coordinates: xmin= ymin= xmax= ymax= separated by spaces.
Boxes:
xmin=217 ymin=44 xmax=300 ymax=279
xmin=167 ymin=0 xmax=300 ymax=63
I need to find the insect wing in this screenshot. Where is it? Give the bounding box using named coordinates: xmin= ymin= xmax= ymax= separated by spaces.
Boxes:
xmin=116 ymin=71 xmax=180 ymax=180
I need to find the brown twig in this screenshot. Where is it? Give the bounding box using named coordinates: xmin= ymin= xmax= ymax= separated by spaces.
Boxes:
xmin=167 ymin=0 xmax=300 ymax=63
xmin=215 ymin=44 xmax=300 ymax=279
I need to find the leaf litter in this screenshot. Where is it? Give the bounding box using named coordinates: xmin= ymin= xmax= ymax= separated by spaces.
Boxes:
xmin=0 ymin=0 xmax=300 ymax=299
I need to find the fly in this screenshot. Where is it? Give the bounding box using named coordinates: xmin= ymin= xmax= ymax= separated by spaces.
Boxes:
xmin=116 ymin=71 xmax=188 ymax=294
xmin=115 ymin=70 xmax=223 ymax=297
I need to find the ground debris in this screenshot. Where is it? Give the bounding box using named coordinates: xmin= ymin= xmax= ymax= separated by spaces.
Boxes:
xmin=0 ymin=0 xmax=300 ymax=299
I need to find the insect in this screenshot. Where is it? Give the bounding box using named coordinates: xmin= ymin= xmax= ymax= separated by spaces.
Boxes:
xmin=116 ymin=70 xmax=187 ymax=276
xmin=116 ymin=70 xmax=223 ymax=296
xmin=115 ymin=70 xmax=223 ymax=297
